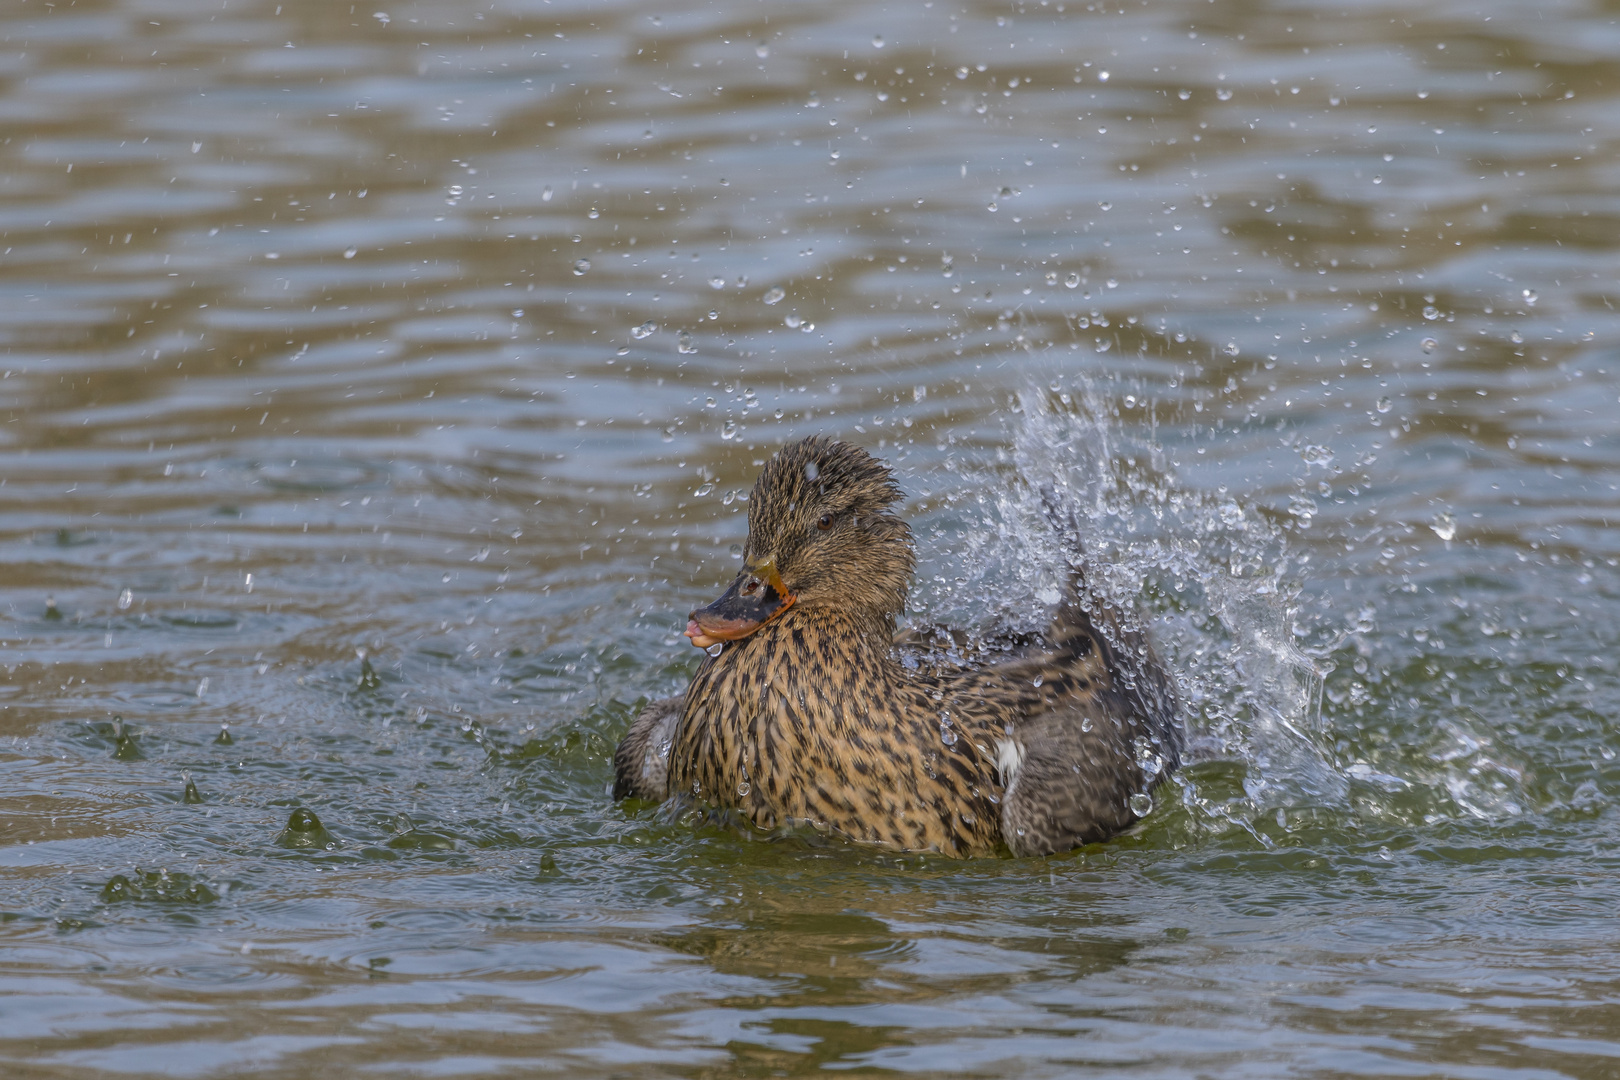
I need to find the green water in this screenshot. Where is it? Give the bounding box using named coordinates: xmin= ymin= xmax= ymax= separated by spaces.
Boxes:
xmin=1 ymin=0 xmax=1618 ymax=1075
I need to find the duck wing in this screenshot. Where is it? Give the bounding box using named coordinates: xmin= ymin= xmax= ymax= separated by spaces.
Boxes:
xmin=990 ymin=489 xmax=1182 ymax=855
xmin=612 ymin=694 xmax=683 ymax=801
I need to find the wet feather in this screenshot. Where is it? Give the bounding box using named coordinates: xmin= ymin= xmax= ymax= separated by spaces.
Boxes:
xmin=614 ymin=436 xmax=1181 ymax=856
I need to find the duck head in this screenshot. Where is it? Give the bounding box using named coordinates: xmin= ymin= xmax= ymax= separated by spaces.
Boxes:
xmin=686 ymin=436 xmax=916 ymax=648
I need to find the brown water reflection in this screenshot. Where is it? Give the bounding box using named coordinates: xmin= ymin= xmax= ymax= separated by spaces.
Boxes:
xmin=2 ymin=0 xmax=1620 ymax=1075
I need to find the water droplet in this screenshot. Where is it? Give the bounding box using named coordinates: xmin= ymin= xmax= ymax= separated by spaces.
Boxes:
xmin=872 ymin=34 xmax=884 ymax=48
xmin=541 ymin=185 xmax=553 ymax=201
xmin=1431 ymin=512 xmax=1456 ymax=542
xmin=573 ymin=258 xmax=590 ymax=275
xmin=720 ymin=421 xmax=738 ymax=441
xmin=1065 ymin=272 xmax=1080 ymax=288
xmin=343 ymin=247 xmax=357 ymax=259
xmin=631 ymin=320 xmax=657 ymax=339
xmin=1301 ymin=444 xmax=1335 ymax=469
xmin=1178 ymin=89 xmax=1191 ymax=100
xmin=1510 ymin=330 xmax=1524 ymax=344
xmin=1129 ymin=792 xmax=1154 ymax=816
xmin=762 ymin=286 xmax=785 ymax=305
xmin=1522 ymin=288 xmax=1538 ymax=306
xmin=939 ymin=724 xmax=958 ymax=747
xmin=1422 ymin=305 xmax=1440 ymax=321
xmin=755 ymin=42 xmax=769 ymax=58
xmin=117 ymin=588 xmax=133 ymax=610
xmin=708 ymin=276 xmax=725 ymax=290
xmin=677 ymin=330 xmax=697 ymax=354
xmin=1421 ymin=337 xmax=1438 ymax=354
xmin=738 ymin=780 xmax=751 ymax=796
xmin=1376 ymin=396 xmax=1392 ymax=413
xmin=1216 ymin=87 xmax=1232 ymax=100
xmin=1223 ymin=342 xmax=1240 ymax=356
xmin=587 ymin=207 xmax=600 ymax=219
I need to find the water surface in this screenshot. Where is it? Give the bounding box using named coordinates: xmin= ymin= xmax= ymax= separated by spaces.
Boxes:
xmin=2 ymin=0 xmax=1619 ymax=1076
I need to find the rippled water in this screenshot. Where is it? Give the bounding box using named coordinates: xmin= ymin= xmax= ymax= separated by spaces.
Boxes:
xmin=3 ymin=0 xmax=1619 ymax=1075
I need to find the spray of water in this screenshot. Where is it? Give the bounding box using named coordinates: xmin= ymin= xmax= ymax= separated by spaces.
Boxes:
xmin=910 ymin=381 xmax=1347 ymax=828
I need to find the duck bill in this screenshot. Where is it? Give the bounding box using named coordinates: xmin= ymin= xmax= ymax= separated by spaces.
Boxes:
xmin=685 ymin=559 xmax=795 ymax=649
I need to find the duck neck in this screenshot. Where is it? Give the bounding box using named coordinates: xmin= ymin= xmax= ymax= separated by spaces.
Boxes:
xmin=792 ymin=601 xmax=899 ymax=655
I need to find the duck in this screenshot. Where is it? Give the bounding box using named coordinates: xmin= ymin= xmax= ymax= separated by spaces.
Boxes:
xmin=613 ymin=435 xmax=1181 ymax=857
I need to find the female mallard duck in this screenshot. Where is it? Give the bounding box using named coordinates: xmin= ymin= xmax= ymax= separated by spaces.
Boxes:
xmin=613 ymin=435 xmax=1181 ymax=856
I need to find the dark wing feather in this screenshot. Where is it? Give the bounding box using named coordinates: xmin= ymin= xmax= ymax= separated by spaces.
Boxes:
xmin=612 ymin=694 xmax=684 ymax=801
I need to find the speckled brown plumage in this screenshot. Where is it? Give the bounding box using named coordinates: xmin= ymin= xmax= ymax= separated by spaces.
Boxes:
xmin=613 ymin=436 xmax=1181 ymax=857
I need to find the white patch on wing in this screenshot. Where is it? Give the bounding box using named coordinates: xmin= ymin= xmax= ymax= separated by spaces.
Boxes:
xmin=995 ymin=738 xmax=1026 ymax=787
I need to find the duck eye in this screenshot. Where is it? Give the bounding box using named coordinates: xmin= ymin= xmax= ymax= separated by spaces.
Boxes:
xmin=742 ymin=578 xmax=759 ymax=595
xmin=816 ymin=514 xmax=833 ymax=531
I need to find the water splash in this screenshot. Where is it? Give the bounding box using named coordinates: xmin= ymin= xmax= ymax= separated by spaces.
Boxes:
xmin=913 ymin=381 xmax=1345 ymax=819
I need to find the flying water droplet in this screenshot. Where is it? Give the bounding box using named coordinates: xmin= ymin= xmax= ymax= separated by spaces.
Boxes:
xmin=1065 ymin=272 xmax=1080 ymax=288
xmin=1129 ymin=792 xmax=1154 ymax=816
xmin=1431 ymin=512 xmax=1456 ymax=542
xmin=677 ymin=330 xmax=697 ymax=354
xmin=118 ymin=588 xmax=133 ymax=610
xmin=1376 ymin=396 xmax=1392 ymax=413
xmin=1421 ymin=337 xmax=1438 ymax=354
xmin=1300 ymin=444 xmax=1335 ymax=469
xmin=573 ymin=258 xmax=590 ymax=275
xmin=630 ymin=320 xmax=657 ymax=339
xmin=762 ymin=286 xmax=786 ymax=305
